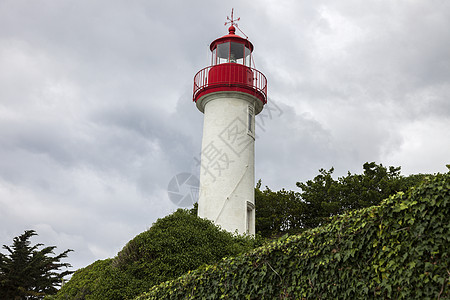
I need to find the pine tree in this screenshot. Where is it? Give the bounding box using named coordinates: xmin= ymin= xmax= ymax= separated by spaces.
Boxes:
xmin=0 ymin=230 xmax=73 ymax=299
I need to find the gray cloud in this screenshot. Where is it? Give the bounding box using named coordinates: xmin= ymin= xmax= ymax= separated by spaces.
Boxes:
xmin=1 ymin=0 xmax=449 ymax=271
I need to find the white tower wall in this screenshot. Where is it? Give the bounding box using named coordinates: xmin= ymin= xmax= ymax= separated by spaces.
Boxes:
xmin=196 ymin=92 xmax=263 ymax=235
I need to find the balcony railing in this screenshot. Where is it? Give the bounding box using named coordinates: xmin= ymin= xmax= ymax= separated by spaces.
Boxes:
xmin=193 ymin=63 xmax=267 ymax=104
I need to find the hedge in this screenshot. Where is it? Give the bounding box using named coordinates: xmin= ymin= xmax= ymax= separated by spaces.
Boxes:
xmin=137 ymin=172 xmax=449 ymax=299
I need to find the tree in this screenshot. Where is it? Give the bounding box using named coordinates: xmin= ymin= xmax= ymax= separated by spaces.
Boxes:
xmin=0 ymin=230 xmax=72 ymax=299
xmin=296 ymin=162 xmax=426 ymax=228
xmin=256 ymin=162 xmax=427 ymax=237
xmin=255 ymin=180 xmax=303 ymax=238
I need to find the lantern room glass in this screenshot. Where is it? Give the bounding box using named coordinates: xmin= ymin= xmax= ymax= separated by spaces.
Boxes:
xmin=212 ymin=42 xmax=251 ymax=66
xmin=216 ymin=42 xmax=230 ymax=64
xmin=244 ymin=47 xmax=251 ymax=66
xmin=230 ymin=42 xmax=244 ymax=64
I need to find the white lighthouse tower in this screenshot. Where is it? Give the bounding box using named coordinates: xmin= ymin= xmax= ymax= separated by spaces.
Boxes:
xmin=193 ymin=12 xmax=267 ymax=235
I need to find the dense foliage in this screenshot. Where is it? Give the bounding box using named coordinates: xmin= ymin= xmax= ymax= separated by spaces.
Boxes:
xmin=0 ymin=230 xmax=72 ymax=299
xmin=256 ymin=162 xmax=426 ymax=237
xmin=48 ymin=259 xmax=134 ymax=300
xmin=54 ymin=209 xmax=261 ymax=299
xmin=137 ymin=171 xmax=449 ymax=299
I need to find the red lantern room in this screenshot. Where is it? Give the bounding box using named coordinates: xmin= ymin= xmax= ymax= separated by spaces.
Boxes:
xmin=193 ymin=18 xmax=267 ymax=113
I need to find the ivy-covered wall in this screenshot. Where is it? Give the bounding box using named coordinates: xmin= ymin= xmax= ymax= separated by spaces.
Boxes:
xmin=137 ymin=173 xmax=449 ymax=299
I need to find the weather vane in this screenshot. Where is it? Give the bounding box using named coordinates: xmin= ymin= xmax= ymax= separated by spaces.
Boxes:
xmin=225 ymin=8 xmax=240 ymax=27
xmin=224 ymin=8 xmax=248 ymax=39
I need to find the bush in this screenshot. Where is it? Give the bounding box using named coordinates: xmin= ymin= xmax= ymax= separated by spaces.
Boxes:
xmin=52 ymin=259 xmax=134 ymax=300
xmin=54 ymin=209 xmax=260 ymax=299
xmin=137 ymin=172 xmax=450 ymax=299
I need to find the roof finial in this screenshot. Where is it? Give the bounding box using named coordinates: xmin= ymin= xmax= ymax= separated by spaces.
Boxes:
xmin=225 ymin=8 xmax=240 ymax=34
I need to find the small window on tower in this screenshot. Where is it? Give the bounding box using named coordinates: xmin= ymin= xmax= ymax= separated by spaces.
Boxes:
xmin=246 ymin=201 xmax=255 ymax=234
xmin=247 ymin=105 xmax=254 ymax=135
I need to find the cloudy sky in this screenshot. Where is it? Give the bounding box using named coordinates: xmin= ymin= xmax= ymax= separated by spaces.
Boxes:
xmin=1 ymin=0 xmax=449 ymax=271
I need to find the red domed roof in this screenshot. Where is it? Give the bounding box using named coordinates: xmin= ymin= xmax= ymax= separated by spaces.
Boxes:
xmin=209 ymin=25 xmax=254 ymax=52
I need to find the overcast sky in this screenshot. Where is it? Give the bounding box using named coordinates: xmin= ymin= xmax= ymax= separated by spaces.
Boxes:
xmin=1 ymin=0 xmax=449 ymax=272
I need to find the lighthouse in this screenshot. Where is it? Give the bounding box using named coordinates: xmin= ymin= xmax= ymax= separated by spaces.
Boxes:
xmin=193 ymin=12 xmax=267 ymax=235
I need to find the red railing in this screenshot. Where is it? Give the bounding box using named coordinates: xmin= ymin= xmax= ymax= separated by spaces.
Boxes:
xmin=193 ymin=63 xmax=267 ymax=104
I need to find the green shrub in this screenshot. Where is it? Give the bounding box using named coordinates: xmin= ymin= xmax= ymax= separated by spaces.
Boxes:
xmin=53 ymin=259 xmax=135 ymax=300
xmin=54 ymin=209 xmax=260 ymax=300
xmin=137 ymin=172 xmax=450 ymax=299
xmin=112 ymin=209 xmax=260 ymax=287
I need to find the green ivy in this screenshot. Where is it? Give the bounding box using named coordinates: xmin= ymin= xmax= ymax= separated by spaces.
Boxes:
xmin=137 ymin=172 xmax=450 ymax=299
